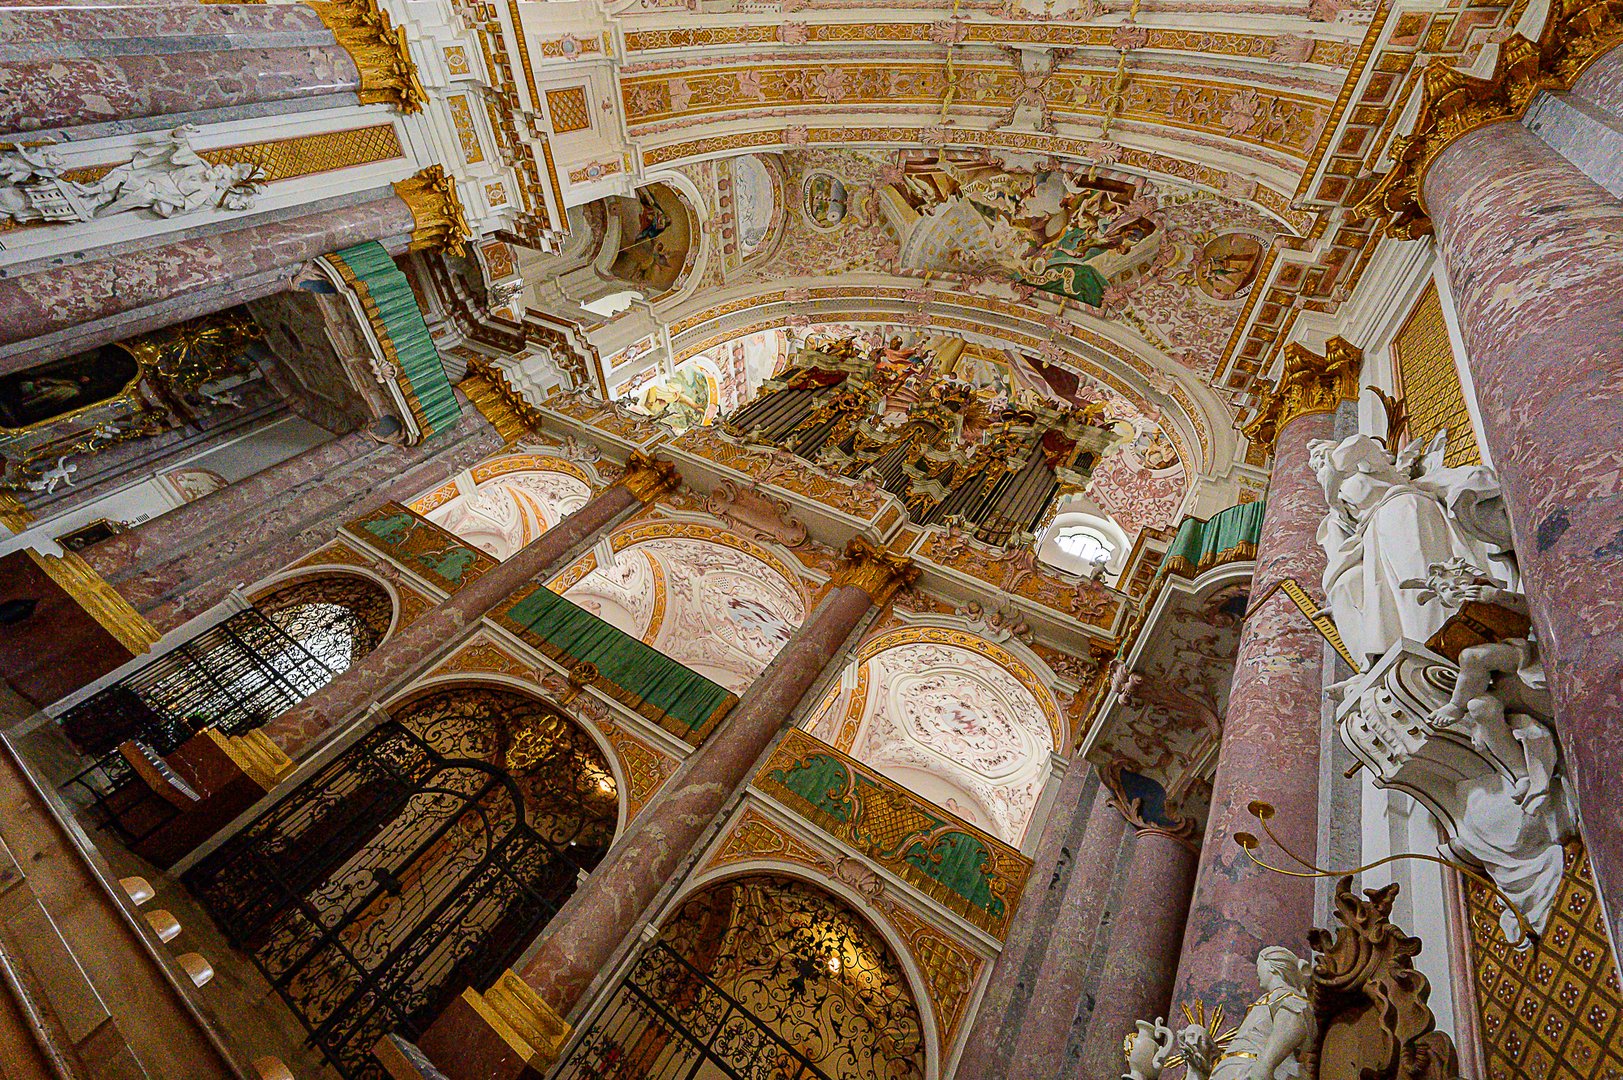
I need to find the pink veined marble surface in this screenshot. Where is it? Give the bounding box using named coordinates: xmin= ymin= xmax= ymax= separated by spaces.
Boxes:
xmin=0 ymin=196 xmax=413 ymax=353
xmin=83 ymin=430 xmax=376 ymax=582
xmin=258 ymin=482 xmax=641 ymax=760
xmin=0 ymin=49 xmax=361 ymax=134
xmin=0 ymin=3 xmax=357 ymax=133
xmin=1425 ymin=118 xmax=1623 ymax=952
xmin=1078 ymin=826 xmax=1200 ymax=1080
xmin=953 ymin=762 xmax=1099 ymax=1080
xmin=1010 ymin=780 xmax=1131 ymax=1078
xmin=1170 ymin=408 xmax=1332 ymax=1026
xmin=1573 ymin=41 xmax=1623 ymax=111
xmin=133 ymin=423 xmax=502 ymax=632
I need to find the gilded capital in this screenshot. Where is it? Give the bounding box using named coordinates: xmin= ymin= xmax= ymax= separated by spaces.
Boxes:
xmin=392 ymin=165 xmax=470 ymax=256
xmin=1357 ymin=0 xmax=1623 ymax=238
xmin=619 ymin=452 xmax=682 ymax=503
xmin=1241 ymin=336 xmax=1362 ymax=454
xmin=305 ymin=0 xmax=427 ymax=113
xmin=831 ymin=536 xmax=919 ymax=605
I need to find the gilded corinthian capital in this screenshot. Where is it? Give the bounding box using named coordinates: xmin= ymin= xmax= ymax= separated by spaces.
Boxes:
xmin=1241 ymin=337 xmax=1362 ymax=454
xmin=392 ymin=166 xmax=471 ymax=255
xmin=1356 ymin=0 xmax=1623 ymax=238
xmin=619 ymin=452 xmax=682 ymax=503
xmin=832 ymin=537 xmax=919 ymax=605
xmin=305 ymin=0 xmax=427 ymax=113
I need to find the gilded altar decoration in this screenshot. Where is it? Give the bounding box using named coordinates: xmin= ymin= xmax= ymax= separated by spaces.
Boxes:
xmin=392 ymin=165 xmax=471 ymax=255
xmin=1240 ymin=336 xmax=1362 ymax=454
xmin=1356 ymin=0 xmax=1623 ymax=238
xmin=343 ymin=501 xmax=497 ymax=592
xmin=757 ymin=728 xmax=1032 ymax=938
xmin=304 ymin=0 xmax=427 ymax=113
xmin=831 ymin=537 xmax=919 ymax=605
xmin=1 ymin=310 xmax=263 ymax=494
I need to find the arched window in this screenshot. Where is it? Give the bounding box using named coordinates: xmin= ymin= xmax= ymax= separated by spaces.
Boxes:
xmin=559 ymin=874 xmax=927 ymax=1080
xmin=1053 ymin=524 xmax=1114 ymax=568
xmin=184 ymin=686 xmax=619 ymax=1079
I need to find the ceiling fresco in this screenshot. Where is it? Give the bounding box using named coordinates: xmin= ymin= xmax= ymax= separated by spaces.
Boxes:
xmin=725 ymin=148 xmax=1280 ymax=381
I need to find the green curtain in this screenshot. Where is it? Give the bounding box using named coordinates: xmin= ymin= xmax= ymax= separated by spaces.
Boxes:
xmin=1161 ymin=499 xmax=1266 ymax=577
xmin=500 ymin=585 xmax=737 ymax=744
xmin=329 ymin=241 xmax=461 ymax=436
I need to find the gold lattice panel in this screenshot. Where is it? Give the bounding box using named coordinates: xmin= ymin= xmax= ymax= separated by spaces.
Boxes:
xmin=60 ymin=124 xmax=403 ymax=186
xmin=1467 ymin=840 xmax=1623 ymax=1080
xmin=546 ymin=86 xmax=592 ymax=134
xmin=1394 ymin=282 xmax=1481 ymax=467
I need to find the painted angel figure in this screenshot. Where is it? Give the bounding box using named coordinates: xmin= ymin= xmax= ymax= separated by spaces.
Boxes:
xmin=1311 ymin=429 xmax=1515 ymax=668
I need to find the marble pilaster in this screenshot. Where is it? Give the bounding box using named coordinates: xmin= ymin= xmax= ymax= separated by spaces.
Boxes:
xmin=258 ymin=470 xmax=662 ymax=761
xmin=952 ymin=763 xmax=1105 ymax=1080
xmin=111 ymin=419 xmax=501 ymax=630
xmin=0 ymin=4 xmax=359 ymax=136
xmin=1572 ymin=41 xmax=1623 ymax=112
xmin=1423 ymin=117 xmax=1623 ymax=951
xmin=1004 ymin=778 xmax=1131 ymax=1077
xmin=408 ymin=541 xmax=917 ymax=1080
xmin=82 ymin=428 xmax=377 ymax=583
xmin=0 ymin=193 xmax=414 ymax=372
xmin=1077 ymin=824 xmax=1200 ymax=1079
xmin=1171 ymin=406 xmax=1337 ymax=1025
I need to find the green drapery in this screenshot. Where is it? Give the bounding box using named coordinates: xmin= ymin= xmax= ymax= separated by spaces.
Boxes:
xmin=326 ymin=241 xmax=461 ymax=437
xmin=497 ymin=584 xmax=737 ymax=746
xmin=1161 ymin=499 xmax=1266 ymax=578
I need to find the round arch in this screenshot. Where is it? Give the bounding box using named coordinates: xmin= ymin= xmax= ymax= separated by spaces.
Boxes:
xmin=807 ymin=625 xmax=1062 ymax=846
xmin=563 ymin=864 xmax=939 ymax=1080
xmin=658 ymin=284 xmax=1237 ymax=478
xmin=550 ymin=520 xmax=811 ymax=694
xmin=185 ymin=681 xmax=620 ymax=1078
xmin=422 ymin=465 xmax=594 ymax=560
xmin=246 ymin=568 xmax=400 ymax=669
xmin=383 ymin=672 xmax=633 ymax=839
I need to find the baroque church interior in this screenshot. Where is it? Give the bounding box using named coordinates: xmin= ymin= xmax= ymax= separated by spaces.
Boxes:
xmin=0 ymin=0 xmax=1619 ymax=1076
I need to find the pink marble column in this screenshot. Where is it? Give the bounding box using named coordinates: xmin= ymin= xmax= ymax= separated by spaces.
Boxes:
xmin=108 ymin=419 xmax=502 ymax=631
xmin=0 ymin=194 xmax=415 ymax=374
xmin=0 ymin=4 xmax=360 ymax=135
xmin=1423 ymin=119 xmax=1623 ymax=950
xmin=1572 ymin=41 xmax=1623 ymax=110
xmin=1078 ymin=825 xmax=1201 ymax=1079
xmin=82 ymin=429 xmax=376 ymax=583
xmin=259 ymin=480 xmax=646 ymax=761
xmin=1171 ymin=408 xmax=1333 ymax=1025
xmin=1001 ymin=778 xmax=1131 ymax=1077
xmin=412 ymin=550 xmax=914 ymax=1080
xmin=953 ymin=763 xmax=1105 ymax=1080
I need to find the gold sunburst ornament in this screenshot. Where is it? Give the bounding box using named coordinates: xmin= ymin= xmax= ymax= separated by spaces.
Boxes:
xmin=1162 ymin=1000 xmax=1239 ymax=1071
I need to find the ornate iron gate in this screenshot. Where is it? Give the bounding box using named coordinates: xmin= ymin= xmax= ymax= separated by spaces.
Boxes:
xmin=557 ymin=940 xmax=837 ymax=1080
xmin=184 ymin=721 xmax=586 ymax=1080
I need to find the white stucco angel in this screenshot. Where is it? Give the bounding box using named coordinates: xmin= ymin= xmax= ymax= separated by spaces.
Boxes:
xmin=89 ymin=125 xmax=264 ymax=218
xmin=1310 ymin=430 xmax=1515 ymax=668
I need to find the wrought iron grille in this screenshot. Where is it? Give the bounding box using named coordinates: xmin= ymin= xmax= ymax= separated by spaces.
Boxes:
xmin=183 ymin=688 xmax=616 ymax=1080
xmin=557 ymin=941 xmax=836 ymax=1080
xmin=59 ymin=575 xmax=393 ymax=843
xmin=558 ymin=876 xmax=926 ymax=1080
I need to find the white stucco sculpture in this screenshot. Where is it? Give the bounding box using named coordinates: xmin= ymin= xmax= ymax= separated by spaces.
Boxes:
xmin=1338 ymin=590 xmax=1572 ymax=943
xmin=0 ymin=126 xmax=263 ymax=225
xmin=1123 ymin=1017 xmax=1174 ymax=1080
xmin=1310 ymin=431 xmax=1514 ymax=669
xmin=1124 ymin=948 xmax=1313 ymax=1080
